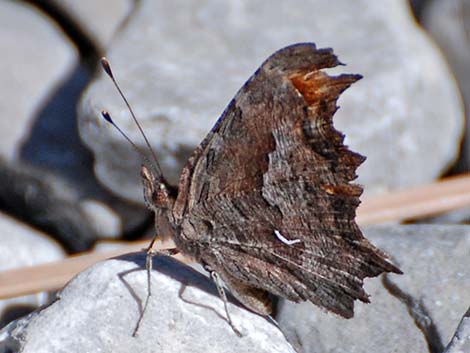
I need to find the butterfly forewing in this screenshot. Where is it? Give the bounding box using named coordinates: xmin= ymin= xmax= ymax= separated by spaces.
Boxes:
xmin=171 ymin=43 xmax=401 ymax=318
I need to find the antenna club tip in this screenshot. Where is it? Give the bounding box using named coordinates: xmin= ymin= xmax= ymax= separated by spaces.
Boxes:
xmin=100 ymin=57 xmax=114 ymax=78
xmin=101 ymin=110 xmax=113 ymax=124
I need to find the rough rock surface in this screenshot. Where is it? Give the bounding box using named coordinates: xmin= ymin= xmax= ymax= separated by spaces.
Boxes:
xmin=0 ymin=255 xmax=296 ymax=353
xmin=277 ymin=225 xmax=470 ymax=353
xmin=371 ymin=225 xmax=470 ymax=346
xmin=79 ymin=0 xmax=463 ymax=203
xmin=0 ymin=213 xmax=64 ymax=328
xmin=444 ymin=307 xmax=470 ymax=353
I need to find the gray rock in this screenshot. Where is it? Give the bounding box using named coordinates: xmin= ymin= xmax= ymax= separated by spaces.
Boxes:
xmin=0 ymin=1 xmax=149 ymax=250
xmin=0 ymin=213 xmax=64 ymax=269
xmin=0 ymin=212 xmax=64 ymax=327
xmin=80 ymin=199 xmax=122 ymax=239
xmin=422 ymin=0 xmax=470 ymax=173
xmin=47 ymin=0 xmax=132 ymax=50
xmin=0 ymin=160 xmax=101 ymax=252
xmin=79 ymin=0 xmax=463 ymax=203
xmin=277 ymin=225 xmax=470 ymax=353
xmin=0 ymin=254 xmax=296 ymax=353
xmin=444 ymin=307 xmax=470 ymax=353
xmin=277 ymin=281 xmax=428 ymax=353
xmin=0 ymin=1 xmax=96 ymax=251
xmin=0 ymin=0 xmax=77 ymax=160
xmin=369 ymin=225 xmax=470 ymax=347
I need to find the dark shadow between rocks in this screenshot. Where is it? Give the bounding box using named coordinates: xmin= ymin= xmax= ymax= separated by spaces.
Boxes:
xmin=408 ymin=0 xmax=433 ymax=22
xmin=0 ymin=304 xmax=37 ymax=329
xmin=23 ymin=0 xmax=100 ymax=62
xmin=382 ymin=275 xmax=444 ymax=353
xmin=0 ymin=157 xmax=97 ymax=252
xmin=6 ymin=61 xmax=151 ymax=252
xmin=444 ymin=306 xmax=470 ymax=352
xmin=19 ymin=63 xmax=94 ymax=186
xmin=18 ymin=62 xmax=147 ymax=219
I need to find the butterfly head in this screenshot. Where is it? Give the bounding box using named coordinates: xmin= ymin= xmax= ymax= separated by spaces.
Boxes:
xmin=141 ymin=164 xmax=176 ymax=212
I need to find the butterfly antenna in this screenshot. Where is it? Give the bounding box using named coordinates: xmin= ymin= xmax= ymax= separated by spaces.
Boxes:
xmin=100 ymin=110 xmax=148 ymax=160
xmin=100 ymin=57 xmax=163 ymax=179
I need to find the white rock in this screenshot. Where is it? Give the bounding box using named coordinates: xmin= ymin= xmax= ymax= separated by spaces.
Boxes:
xmin=80 ymin=199 xmax=122 ymax=238
xmin=0 ymin=213 xmax=65 ymax=324
xmin=0 ymin=254 xmax=296 ymax=353
xmin=0 ymin=214 xmax=64 ymax=270
xmin=48 ymin=0 xmax=133 ymax=50
xmin=79 ymin=0 xmax=464 ymax=203
xmin=0 ymin=0 xmax=77 ymax=161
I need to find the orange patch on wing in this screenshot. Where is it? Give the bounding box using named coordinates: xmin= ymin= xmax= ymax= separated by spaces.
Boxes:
xmin=289 ymin=72 xmax=330 ymax=105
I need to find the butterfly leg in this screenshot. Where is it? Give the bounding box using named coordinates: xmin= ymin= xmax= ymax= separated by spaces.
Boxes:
xmin=145 ymin=246 xmax=180 ymax=296
xmin=132 ymin=244 xmax=179 ymax=337
xmin=206 ymin=269 xmax=243 ymax=337
xmin=144 ymin=233 xmax=160 ymax=253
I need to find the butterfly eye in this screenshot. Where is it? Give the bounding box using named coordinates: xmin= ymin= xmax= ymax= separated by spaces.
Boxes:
xmin=154 ymin=187 xmax=171 ymax=209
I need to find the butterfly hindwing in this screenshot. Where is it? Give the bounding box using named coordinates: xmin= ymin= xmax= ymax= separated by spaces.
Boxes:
xmin=172 ymin=43 xmax=401 ymax=318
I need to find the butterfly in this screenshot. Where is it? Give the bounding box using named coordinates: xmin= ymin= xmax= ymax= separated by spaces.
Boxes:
xmin=102 ymin=42 xmax=401 ymax=325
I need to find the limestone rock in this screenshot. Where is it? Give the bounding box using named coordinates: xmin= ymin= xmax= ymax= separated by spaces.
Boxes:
xmin=0 ymin=254 xmax=296 ymax=353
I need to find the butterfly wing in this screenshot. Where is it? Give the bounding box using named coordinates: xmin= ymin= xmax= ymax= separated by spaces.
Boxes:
xmin=172 ymin=43 xmax=401 ymax=318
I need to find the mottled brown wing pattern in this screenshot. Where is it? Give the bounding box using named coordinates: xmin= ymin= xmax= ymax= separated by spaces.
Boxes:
xmin=172 ymin=43 xmax=401 ymax=318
